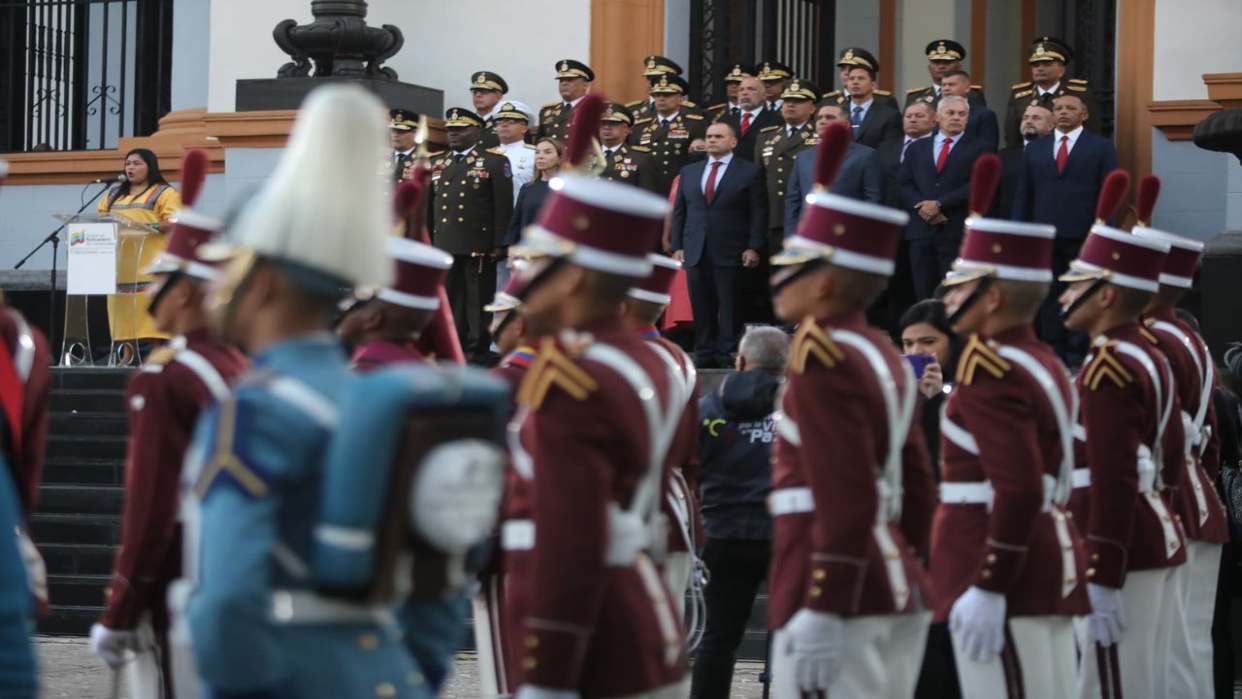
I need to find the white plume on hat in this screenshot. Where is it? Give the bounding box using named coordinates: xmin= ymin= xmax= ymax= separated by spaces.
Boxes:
xmin=224 ymin=85 xmax=393 ymax=288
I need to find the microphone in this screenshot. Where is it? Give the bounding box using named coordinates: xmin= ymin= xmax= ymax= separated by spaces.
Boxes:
xmin=93 ymin=173 xmax=127 ymax=184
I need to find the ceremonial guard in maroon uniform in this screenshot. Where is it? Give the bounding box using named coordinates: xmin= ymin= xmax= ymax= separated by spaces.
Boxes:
xmin=1131 ymin=175 xmax=1227 ymax=698
xmin=766 ymin=121 xmax=935 ymax=698
xmin=337 ymin=236 xmax=453 ymax=370
xmin=0 ymin=280 xmax=50 ymax=520
xmin=934 ymin=155 xmax=1090 ymax=697
xmin=90 ymin=149 xmax=247 ymax=698
xmin=1058 ymin=170 xmax=1187 ymax=699
xmin=487 ymin=275 xmax=537 ymax=392
xmin=504 ymin=94 xmax=688 ymax=699
xmin=622 ymin=253 xmax=706 ymax=634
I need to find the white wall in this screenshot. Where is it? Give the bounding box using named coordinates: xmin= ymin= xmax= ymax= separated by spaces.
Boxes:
xmin=834 ymin=0 xmax=880 ymax=92
xmin=895 ymin=0 xmax=956 ymax=94
xmin=1153 ymin=0 xmax=1242 ymax=101
xmin=208 ymin=0 xmax=591 ymax=114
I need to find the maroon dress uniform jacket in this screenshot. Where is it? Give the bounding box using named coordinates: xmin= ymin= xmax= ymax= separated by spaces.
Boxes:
xmin=0 ymin=309 xmax=50 ymax=518
xmin=1075 ymin=323 xmax=1188 ymax=589
xmin=101 ymin=331 xmax=246 ymax=630
xmin=930 ymin=328 xmax=1090 ymax=622
xmin=1143 ymin=309 xmax=1229 ymax=544
xmin=644 ymin=330 xmax=705 ymax=554
xmin=768 ymin=310 xmax=935 ymax=630
xmin=509 ymin=317 xmax=687 ymax=696
xmin=349 ymin=339 xmax=425 ymax=371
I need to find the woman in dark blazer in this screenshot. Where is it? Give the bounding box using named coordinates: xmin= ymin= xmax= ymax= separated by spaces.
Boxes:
xmin=500 ymin=137 xmax=563 ymax=287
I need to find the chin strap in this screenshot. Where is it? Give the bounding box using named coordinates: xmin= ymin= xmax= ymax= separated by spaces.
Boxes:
xmin=1059 ymin=277 xmax=1107 ymax=323
xmin=769 ymin=259 xmax=826 ymax=296
xmin=944 ymin=276 xmax=993 ymax=327
xmin=519 ymin=256 xmax=567 ymax=303
xmin=146 ymin=271 xmax=184 ymax=319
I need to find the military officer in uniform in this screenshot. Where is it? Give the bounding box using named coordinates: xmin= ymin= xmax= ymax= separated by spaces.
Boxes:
xmin=706 ymin=63 xmax=753 ymax=120
xmin=629 ymin=55 xmax=685 ymax=123
xmin=427 ymin=107 xmax=514 ymax=364
xmin=471 ymin=70 xmax=510 ymax=148
xmin=933 ymin=155 xmax=1089 ymax=697
xmin=492 ymin=100 xmax=538 ymax=202
xmin=503 ymin=100 xmax=689 ymax=699
xmin=758 ymin=60 xmax=795 ymax=111
xmin=171 ymin=85 xmax=425 ymax=698
xmin=755 ymin=79 xmax=819 ymax=251
xmin=905 ymin=40 xmax=987 ymax=109
xmin=390 ymin=108 xmax=420 ymax=184
xmin=630 ymin=74 xmax=708 ymax=197
xmin=1005 ymin=37 xmax=1091 ymax=148
xmin=538 ymin=59 xmax=595 ymax=142
xmin=1132 ymin=180 xmax=1228 ymax=698
xmin=1057 ymin=173 xmax=1187 ymax=698
xmin=90 ymin=150 xmax=248 ymax=699
xmin=823 ymin=48 xmax=899 ymax=113
xmin=765 ymin=121 xmax=935 ymax=698
xmin=598 ymin=103 xmax=659 ymax=193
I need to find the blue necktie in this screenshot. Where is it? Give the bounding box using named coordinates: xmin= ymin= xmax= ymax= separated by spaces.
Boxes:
xmin=851 ymin=106 xmax=864 ymax=129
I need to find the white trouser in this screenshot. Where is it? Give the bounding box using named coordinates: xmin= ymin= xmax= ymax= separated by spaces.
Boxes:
xmin=1076 ymin=566 xmax=1179 ymax=699
xmin=124 ymin=617 xmax=165 ymax=699
xmin=166 ymin=581 xmax=202 ymax=699
xmin=770 ymin=612 xmax=931 ymax=699
xmin=952 ymin=616 xmax=1077 ymax=699
xmin=663 ymin=552 xmax=692 ymax=623
xmin=1167 ymin=541 xmax=1222 ymax=699
xmin=472 ymin=574 xmax=508 ymax=699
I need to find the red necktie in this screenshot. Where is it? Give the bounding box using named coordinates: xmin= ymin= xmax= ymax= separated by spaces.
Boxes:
xmin=935 ymin=137 xmax=953 ymax=173
xmin=705 ymin=161 xmax=722 ymax=203
xmin=1056 ymin=135 xmax=1070 ymax=174
xmin=740 ymin=111 xmax=753 ymax=136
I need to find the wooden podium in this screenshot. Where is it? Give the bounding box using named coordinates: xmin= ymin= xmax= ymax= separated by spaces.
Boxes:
xmin=55 ymin=213 xmax=159 ymax=367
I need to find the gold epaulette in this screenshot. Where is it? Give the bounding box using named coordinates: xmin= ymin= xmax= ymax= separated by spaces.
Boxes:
xmin=630 ymin=145 xmax=651 ymax=152
xmin=685 ymin=113 xmax=704 ymax=120
xmin=1013 ymin=89 xmax=1034 ymax=99
xmin=486 ymin=147 xmax=505 ymax=156
xmin=822 ymin=90 xmax=842 ymax=99
xmin=790 ymin=319 xmax=846 ymax=374
xmin=955 ymin=335 xmax=1011 ymax=385
xmin=875 ymin=89 xmax=892 ymax=96
xmin=760 ymin=124 xmax=782 ymax=133
xmin=970 ymin=84 xmax=984 ymax=91
xmin=1139 ymin=325 xmax=1160 ymax=346
xmin=144 ymin=346 xmax=177 ymax=366
xmin=634 ymin=117 xmax=654 ymax=125
xmin=706 ymin=103 xmax=726 ymax=112
xmin=1066 ymin=84 xmax=1088 ymax=93
xmin=1082 ymin=343 xmax=1133 ymax=391
xmin=428 ymin=150 xmax=447 ymax=159
xmin=541 ymin=101 xmax=561 ymax=109
xmin=1068 ymin=78 xmax=1089 ymax=85
xmin=684 ymin=100 xmax=699 ymax=108
xmin=516 ymin=338 xmax=599 ymax=409
xmin=1011 ymin=81 xmax=1032 ymax=90
xmin=626 ymin=100 xmax=645 ymax=108
xmin=906 ymin=86 xmax=925 ymax=94
xmin=524 ymin=143 xmax=537 ymax=150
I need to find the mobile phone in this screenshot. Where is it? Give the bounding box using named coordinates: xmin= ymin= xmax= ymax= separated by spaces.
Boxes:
xmin=904 ymin=353 xmax=935 ymax=379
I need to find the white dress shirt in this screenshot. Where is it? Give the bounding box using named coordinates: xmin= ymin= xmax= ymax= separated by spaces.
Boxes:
xmin=900 ymin=134 xmax=929 ymax=163
xmin=933 ymin=131 xmax=963 ymax=160
xmin=1038 ymin=82 xmax=1062 ymax=98
xmin=1052 ymin=125 xmax=1084 ymax=157
xmin=496 ymin=140 xmax=535 ymax=204
xmin=700 ymin=153 xmax=733 ymax=194
xmin=848 ymin=97 xmax=874 ymax=125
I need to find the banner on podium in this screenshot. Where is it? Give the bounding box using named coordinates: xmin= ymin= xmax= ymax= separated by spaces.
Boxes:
xmin=66 ymin=222 xmax=118 ymax=294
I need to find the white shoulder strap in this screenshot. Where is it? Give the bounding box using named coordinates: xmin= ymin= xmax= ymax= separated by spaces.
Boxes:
xmin=1113 ymin=340 xmax=1175 ymax=461
xmin=174 ymin=349 xmax=231 ymax=402
xmin=996 ymin=346 xmax=1078 ymax=505
xmin=267 ymin=376 xmax=339 ymax=429
xmin=1149 ymin=320 xmax=1213 ymax=436
xmin=8 ymin=311 xmax=35 ymax=382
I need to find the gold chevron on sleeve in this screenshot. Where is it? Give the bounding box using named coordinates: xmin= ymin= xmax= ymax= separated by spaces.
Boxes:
xmin=1138 ymin=325 xmax=1160 ymax=346
xmin=955 ymin=334 xmax=1012 ymax=385
xmin=1083 ymin=343 xmax=1133 ymax=391
xmin=790 ymin=318 xmax=846 ymax=374
xmin=517 ymin=338 xmax=599 ymax=409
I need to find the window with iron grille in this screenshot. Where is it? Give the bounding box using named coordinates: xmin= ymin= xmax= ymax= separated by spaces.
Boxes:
xmin=0 ymin=0 xmax=173 ymax=154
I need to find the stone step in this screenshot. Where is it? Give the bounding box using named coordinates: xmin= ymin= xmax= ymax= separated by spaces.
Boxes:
xmin=47 ymin=574 xmax=111 ymax=609
xmin=31 ymin=513 xmax=121 ymax=547
xmin=38 ymin=605 xmax=103 ymax=637
xmin=40 ymin=543 xmax=117 ymax=577
xmin=50 ymin=411 xmax=129 ymax=438
xmin=50 ymin=367 xmax=134 ymax=391
xmin=36 ymin=484 xmax=125 ymax=516
xmin=42 ymin=457 xmax=124 ymax=487
xmin=46 ymin=434 xmax=128 ymax=462
xmin=50 ymin=389 xmax=127 ymax=415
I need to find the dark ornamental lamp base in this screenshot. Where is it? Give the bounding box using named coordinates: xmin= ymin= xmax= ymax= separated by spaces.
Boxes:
xmin=235 ymin=77 xmax=442 ymax=114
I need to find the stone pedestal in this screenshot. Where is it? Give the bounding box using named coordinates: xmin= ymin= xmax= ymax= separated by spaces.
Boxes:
xmin=236 ymin=77 xmax=442 ymax=114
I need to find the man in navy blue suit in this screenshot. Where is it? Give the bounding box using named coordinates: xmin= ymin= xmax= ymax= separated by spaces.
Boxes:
xmin=785 ymin=102 xmax=883 ymax=232
xmin=1012 ymin=92 xmax=1118 ymax=364
xmin=671 ymin=121 xmax=768 ymax=367
xmin=898 ymin=94 xmax=988 ymax=300
xmin=940 ymin=70 xmax=998 ymax=151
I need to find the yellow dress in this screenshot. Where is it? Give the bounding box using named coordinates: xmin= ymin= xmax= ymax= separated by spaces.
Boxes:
xmin=97 ymin=184 xmax=182 ymax=341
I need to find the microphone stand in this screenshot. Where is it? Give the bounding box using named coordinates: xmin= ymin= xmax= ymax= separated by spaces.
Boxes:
xmin=13 ymin=181 xmax=113 ymax=347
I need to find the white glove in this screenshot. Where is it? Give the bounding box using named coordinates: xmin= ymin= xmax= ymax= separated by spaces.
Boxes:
xmin=783 ymin=608 xmax=845 ymax=694
xmin=514 ymin=687 xmax=581 ymax=699
xmin=1087 ymin=583 xmax=1127 ymax=647
xmin=948 ymin=586 xmax=1007 ymax=662
xmin=89 ymin=623 xmax=137 ymax=668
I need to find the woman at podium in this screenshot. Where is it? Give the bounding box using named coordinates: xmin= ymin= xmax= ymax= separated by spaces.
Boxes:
xmin=96 ymin=148 xmax=182 ymax=360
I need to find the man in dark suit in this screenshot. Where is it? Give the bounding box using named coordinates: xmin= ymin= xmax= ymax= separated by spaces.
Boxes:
xmin=898 ymin=95 xmax=986 ymax=300
xmin=840 ymin=64 xmax=901 ymax=149
xmin=940 ymin=70 xmax=998 ymax=151
xmin=785 ymin=102 xmax=882 ymax=231
xmin=1013 ymin=92 xmax=1118 ymax=363
xmin=671 ymin=121 xmax=768 ymax=367
xmin=716 ymin=75 xmax=782 ymax=162
xmin=994 ymin=103 xmax=1053 ymax=219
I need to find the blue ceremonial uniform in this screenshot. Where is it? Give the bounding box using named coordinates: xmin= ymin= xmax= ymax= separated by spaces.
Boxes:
xmin=181 ymin=333 xmax=423 ymax=698
xmin=313 ymin=365 xmax=509 ymax=694
xmin=0 ymin=460 xmax=36 ymax=698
